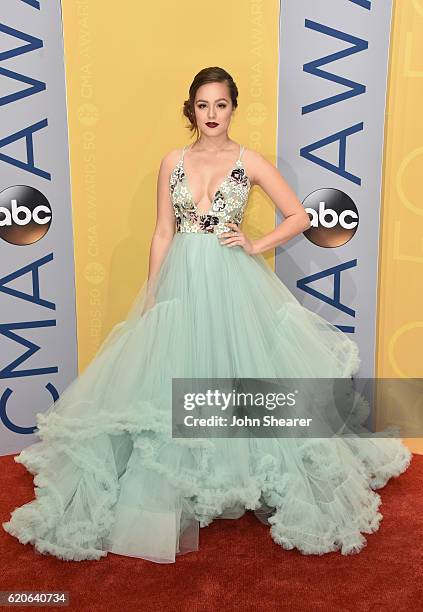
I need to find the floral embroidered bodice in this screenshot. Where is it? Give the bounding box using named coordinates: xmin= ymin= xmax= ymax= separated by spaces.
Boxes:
xmin=169 ymin=143 xmax=251 ymax=235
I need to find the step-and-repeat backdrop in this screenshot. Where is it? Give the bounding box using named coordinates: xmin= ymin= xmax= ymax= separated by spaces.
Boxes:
xmin=276 ymin=0 xmax=393 ymax=376
xmin=1 ymin=0 xmax=421 ymax=455
xmin=0 ymin=0 xmax=77 ymax=455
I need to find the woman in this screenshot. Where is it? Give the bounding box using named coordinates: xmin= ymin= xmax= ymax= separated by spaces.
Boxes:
xmin=3 ymin=67 xmax=411 ymax=563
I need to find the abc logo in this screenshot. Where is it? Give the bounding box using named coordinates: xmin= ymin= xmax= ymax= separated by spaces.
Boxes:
xmin=303 ymin=188 xmax=358 ymax=248
xmin=0 ymin=185 xmax=52 ymax=246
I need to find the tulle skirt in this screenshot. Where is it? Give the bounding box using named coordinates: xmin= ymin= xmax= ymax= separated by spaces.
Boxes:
xmin=2 ymin=232 xmax=412 ymax=562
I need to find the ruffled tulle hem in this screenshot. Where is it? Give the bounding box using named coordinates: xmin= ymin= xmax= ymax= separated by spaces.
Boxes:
xmin=2 ymin=404 xmax=412 ymax=562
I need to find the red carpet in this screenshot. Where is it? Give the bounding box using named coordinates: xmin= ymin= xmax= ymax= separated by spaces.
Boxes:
xmin=1 ymin=452 xmax=422 ymax=612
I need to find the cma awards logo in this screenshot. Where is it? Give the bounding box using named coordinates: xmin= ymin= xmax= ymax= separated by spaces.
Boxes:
xmin=0 ymin=185 xmax=52 ymax=246
xmin=303 ymin=188 xmax=359 ymax=248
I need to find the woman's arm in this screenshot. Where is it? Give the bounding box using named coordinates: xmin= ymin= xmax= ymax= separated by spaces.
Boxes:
xmin=247 ymin=150 xmax=311 ymax=255
xmin=143 ymin=152 xmax=177 ymax=311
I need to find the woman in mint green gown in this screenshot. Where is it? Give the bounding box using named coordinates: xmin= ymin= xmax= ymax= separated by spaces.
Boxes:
xmin=2 ymin=67 xmax=411 ymax=563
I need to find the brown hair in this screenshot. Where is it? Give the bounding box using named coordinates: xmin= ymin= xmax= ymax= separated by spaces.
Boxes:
xmin=182 ymin=67 xmax=239 ymax=142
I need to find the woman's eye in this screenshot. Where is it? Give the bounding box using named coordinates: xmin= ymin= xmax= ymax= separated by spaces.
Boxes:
xmin=197 ymin=103 xmax=227 ymax=109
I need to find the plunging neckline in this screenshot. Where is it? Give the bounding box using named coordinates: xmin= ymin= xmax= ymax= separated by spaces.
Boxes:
xmin=182 ymin=143 xmax=243 ymax=217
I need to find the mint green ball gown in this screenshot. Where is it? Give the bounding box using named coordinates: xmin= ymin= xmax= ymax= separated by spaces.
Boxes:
xmin=2 ymin=143 xmax=412 ymax=563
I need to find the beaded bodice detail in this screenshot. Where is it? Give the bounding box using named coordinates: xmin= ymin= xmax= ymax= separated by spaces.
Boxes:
xmin=169 ymin=143 xmax=251 ymax=235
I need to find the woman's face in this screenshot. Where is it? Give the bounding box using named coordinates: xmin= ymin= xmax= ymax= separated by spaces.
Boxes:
xmin=193 ymin=81 xmax=234 ymax=137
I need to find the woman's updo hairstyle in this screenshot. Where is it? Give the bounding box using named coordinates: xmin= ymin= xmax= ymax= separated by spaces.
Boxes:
xmin=183 ymin=67 xmax=238 ymax=141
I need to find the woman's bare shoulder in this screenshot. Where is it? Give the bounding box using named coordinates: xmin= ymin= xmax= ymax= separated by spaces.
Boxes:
xmin=242 ymin=146 xmax=271 ymax=186
xmin=160 ymin=146 xmax=183 ymax=169
xmin=242 ymin=146 xmax=269 ymax=163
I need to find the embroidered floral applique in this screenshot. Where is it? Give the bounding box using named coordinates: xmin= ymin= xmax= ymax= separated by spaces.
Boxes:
xmin=212 ymin=191 xmax=226 ymax=212
xmin=198 ymin=215 xmax=219 ymax=232
xmin=169 ymin=146 xmax=251 ymax=235
xmin=231 ymin=166 xmax=249 ymax=187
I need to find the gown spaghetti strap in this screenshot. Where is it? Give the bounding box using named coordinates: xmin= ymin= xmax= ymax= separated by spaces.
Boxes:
xmin=2 ymin=143 xmax=412 ymax=563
